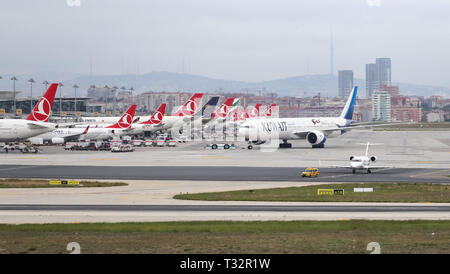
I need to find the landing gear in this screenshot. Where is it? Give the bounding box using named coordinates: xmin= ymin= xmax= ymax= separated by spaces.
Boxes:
xmin=279 ymin=140 xmax=292 ymax=149
xmin=367 ymin=169 xmax=371 ymax=174
xmin=247 ymin=144 xmax=253 ymax=150
xmin=312 ymin=143 xmax=325 ymax=148
xmin=352 ymin=168 xmax=356 ymax=174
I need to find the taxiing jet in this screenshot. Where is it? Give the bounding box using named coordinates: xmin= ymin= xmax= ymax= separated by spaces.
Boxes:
xmin=332 ymin=142 xmax=392 ymax=173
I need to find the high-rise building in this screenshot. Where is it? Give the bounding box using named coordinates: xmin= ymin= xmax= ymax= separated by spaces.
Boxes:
xmin=372 ymin=90 xmax=391 ymax=121
xmin=365 ymin=63 xmax=378 ymax=98
xmin=338 ymin=70 xmax=353 ymax=98
xmin=376 ymin=58 xmax=391 ymax=86
xmin=365 ymin=58 xmax=392 ymax=98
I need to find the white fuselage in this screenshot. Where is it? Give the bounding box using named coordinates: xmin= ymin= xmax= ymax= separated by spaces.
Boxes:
xmin=80 ymin=128 xmax=128 ymax=141
xmin=239 ymin=117 xmax=350 ymax=141
xmin=0 ymin=119 xmax=55 ymax=142
xmin=31 ymin=127 xmax=87 ymax=142
xmin=350 ymin=156 xmax=371 ymax=169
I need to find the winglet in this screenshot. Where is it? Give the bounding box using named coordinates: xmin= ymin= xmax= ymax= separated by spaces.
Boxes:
xmin=82 ymin=125 xmax=90 ymax=135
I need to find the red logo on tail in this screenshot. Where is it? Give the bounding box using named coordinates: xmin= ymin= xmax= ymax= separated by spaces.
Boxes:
xmin=26 ymin=83 xmax=58 ymax=122
xmin=107 ymin=104 xmax=137 ymax=129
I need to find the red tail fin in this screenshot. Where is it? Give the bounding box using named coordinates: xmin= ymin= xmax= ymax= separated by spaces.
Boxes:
xmin=238 ymin=108 xmax=249 ymax=121
xmin=261 ymin=104 xmax=277 ymax=117
xmin=26 ymin=83 xmax=58 ymax=122
xmin=172 ymin=93 xmax=203 ymax=116
xmin=212 ymin=98 xmax=234 ymax=118
xmin=248 ymin=104 xmax=262 ymax=118
xmin=107 ymin=104 xmax=137 ymax=129
xmin=141 ymin=103 xmax=166 ymax=125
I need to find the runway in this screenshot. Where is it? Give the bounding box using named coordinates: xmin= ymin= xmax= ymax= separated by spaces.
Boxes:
xmin=1 ymin=204 xmax=449 ymax=212
xmin=0 ymin=165 xmax=448 ymax=183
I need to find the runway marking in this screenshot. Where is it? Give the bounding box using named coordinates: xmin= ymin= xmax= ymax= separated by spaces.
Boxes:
xmin=21 ymin=157 xmax=42 ymax=160
xmin=203 ymin=156 xmax=226 ymax=159
xmin=410 ymin=169 xmax=449 ymax=178
xmin=0 ymin=166 xmax=35 ymax=171
xmin=91 ymin=158 xmax=116 ymax=161
xmin=416 ymin=161 xmax=433 ymax=164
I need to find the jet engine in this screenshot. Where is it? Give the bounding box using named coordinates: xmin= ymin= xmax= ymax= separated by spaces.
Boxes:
xmin=306 ymin=130 xmax=327 ymax=147
xmin=349 ymin=156 xmax=355 ymax=161
xmin=370 ymin=156 xmax=377 ymax=162
xmin=51 ymin=137 xmax=65 ymax=144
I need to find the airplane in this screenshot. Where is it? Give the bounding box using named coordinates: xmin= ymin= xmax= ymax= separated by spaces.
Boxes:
xmin=155 ymin=93 xmax=204 ymax=132
xmin=122 ymin=103 xmax=167 ymax=136
xmin=0 ymin=83 xmax=58 ymax=145
xmin=79 ymin=104 xmax=137 ymax=141
xmin=29 ymin=125 xmax=90 ymax=145
xmin=260 ymin=104 xmax=277 ymax=118
xmin=331 ymin=142 xmax=392 ymax=173
xmin=238 ymin=86 xmax=400 ymax=149
xmin=247 ymin=104 xmax=262 ymax=118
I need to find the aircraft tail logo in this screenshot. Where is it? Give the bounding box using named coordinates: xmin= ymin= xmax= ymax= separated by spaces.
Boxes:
xmin=212 ymin=98 xmax=234 ymax=118
xmin=173 ymin=93 xmax=203 ymax=116
xmin=142 ymin=103 xmax=166 ymax=125
xmin=27 ymin=83 xmax=58 ymax=122
xmin=107 ymin=104 xmax=137 ymax=129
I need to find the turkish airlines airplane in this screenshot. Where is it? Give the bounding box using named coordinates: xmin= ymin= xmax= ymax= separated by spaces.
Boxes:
xmin=153 ymin=93 xmax=204 ymax=132
xmin=79 ymin=104 xmax=137 ymax=141
xmin=260 ymin=104 xmax=277 ymax=118
xmin=0 ymin=83 xmax=58 ymax=143
xmin=239 ymin=86 xmax=392 ymax=149
xmin=247 ymin=104 xmax=262 ymax=118
xmin=123 ymin=103 xmax=166 ymax=135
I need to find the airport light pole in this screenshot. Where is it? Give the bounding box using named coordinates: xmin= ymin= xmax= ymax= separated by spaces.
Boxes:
xmin=104 ymin=85 xmax=110 ymax=115
xmin=73 ymin=84 xmax=79 ymax=114
xmin=58 ymin=82 xmax=64 ymax=118
xmin=112 ymin=86 xmax=118 ymax=115
xmin=42 ymin=80 xmax=49 ymax=96
xmin=129 ymin=87 xmax=134 ymax=104
xmin=10 ymin=76 xmax=18 ymax=115
xmin=28 ymin=78 xmax=35 ymax=113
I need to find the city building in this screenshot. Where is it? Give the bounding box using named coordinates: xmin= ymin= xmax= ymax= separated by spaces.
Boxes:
xmin=365 ymin=64 xmax=378 ymax=98
xmin=376 ymin=58 xmax=391 ymax=86
xmin=365 ymin=58 xmax=392 ymax=98
xmin=372 ymin=90 xmax=391 ymax=121
xmin=338 ymin=70 xmax=354 ymax=98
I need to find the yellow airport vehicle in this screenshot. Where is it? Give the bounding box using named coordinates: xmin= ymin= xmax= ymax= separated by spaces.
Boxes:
xmin=301 ymin=167 xmax=319 ymax=177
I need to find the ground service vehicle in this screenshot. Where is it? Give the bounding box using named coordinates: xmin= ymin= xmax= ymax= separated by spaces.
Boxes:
xmin=301 ymin=168 xmax=319 ymax=177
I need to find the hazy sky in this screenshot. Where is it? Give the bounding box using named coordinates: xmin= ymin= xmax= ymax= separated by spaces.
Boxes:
xmin=1 ymin=0 xmax=450 ymax=86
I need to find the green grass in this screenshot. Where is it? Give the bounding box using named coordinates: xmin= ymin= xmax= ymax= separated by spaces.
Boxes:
xmin=174 ymin=183 xmax=450 ymax=203
xmin=0 ymin=179 xmax=127 ymax=188
xmin=0 ymin=221 xmax=449 ymax=253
